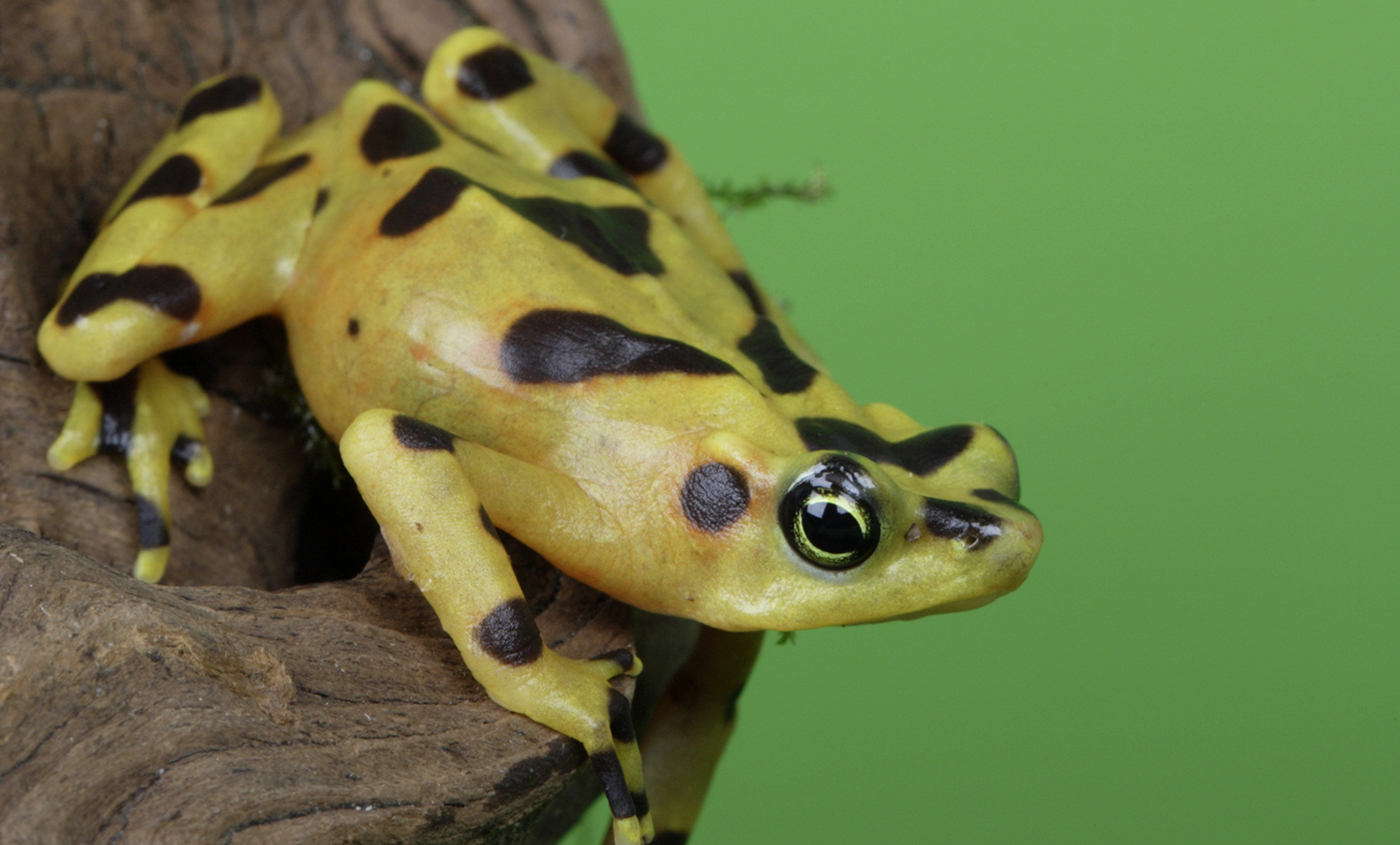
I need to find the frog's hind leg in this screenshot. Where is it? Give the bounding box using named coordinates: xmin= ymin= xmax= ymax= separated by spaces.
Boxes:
xmin=37 ymin=73 xmax=322 ymax=581
xmin=420 ymin=29 xmax=769 ymax=317
xmin=339 ymin=410 xmax=656 ymax=845
xmin=625 ymin=627 xmax=763 ymax=844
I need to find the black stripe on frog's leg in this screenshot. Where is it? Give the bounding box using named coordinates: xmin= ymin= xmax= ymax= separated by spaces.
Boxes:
xmin=212 ymin=155 xmax=311 ymax=205
xmin=681 ymin=462 xmax=750 ymax=532
xmin=603 ymin=113 xmax=668 ymax=176
xmin=135 ymin=494 xmax=170 ymax=549
xmin=973 ymin=488 xmax=1035 ymax=515
xmin=91 ymin=370 xmax=138 ymax=454
xmin=380 ymin=167 xmax=471 ymax=236
xmin=922 ymin=497 xmax=1003 ymax=550
xmin=728 ymin=270 xmax=767 ymax=317
xmin=119 ymin=154 xmax=203 ymax=215
xmin=737 ymin=317 xmax=817 ymax=395
xmin=177 ymin=75 xmax=263 ymax=128
xmin=360 ymin=105 xmax=442 ymax=164
xmin=607 ymin=689 xmax=636 ymax=743
xmin=591 ymin=749 xmax=638 ymax=820
xmin=796 ymin=417 xmax=975 ymax=477
xmin=456 ymin=45 xmax=534 ymax=100
xmin=476 ymin=598 xmax=543 ymax=666
xmin=500 ymin=310 xmax=737 ymax=384
xmin=390 ymin=414 xmax=456 ymax=452
xmin=547 ymin=151 xmax=635 ymax=189
xmin=57 ymin=265 xmax=201 ymax=327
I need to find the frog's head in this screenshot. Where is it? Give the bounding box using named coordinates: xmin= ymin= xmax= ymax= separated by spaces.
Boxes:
xmin=677 ymin=420 xmax=1042 ymax=632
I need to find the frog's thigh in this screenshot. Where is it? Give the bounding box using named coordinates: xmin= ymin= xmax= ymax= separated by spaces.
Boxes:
xmin=339 ymin=410 xmax=656 ymax=845
xmin=420 ymin=29 xmax=755 ymax=300
xmin=633 ymin=627 xmax=764 ymax=844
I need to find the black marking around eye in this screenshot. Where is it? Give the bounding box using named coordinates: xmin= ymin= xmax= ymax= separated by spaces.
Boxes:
xmin=501 ymin=310 xmax=737 ymax=384
xmin=796 ymin=418 xmax=974 ymax=477
xmin=737 ymin=318 xmax=817 ymax=394
xmin=727 ymin=270 xmax=767 ymax=317
xmin=456 ymin=45 xmax=534 ymax=100
xmin=380 ymin=167 xmax=470 ymax=236
xmin=603 ymin=113 xmax=668 ymax=176
xmin=212 ymin=155 xmax=311 ymax=205
xmin=973 ymin=488 xmax=1034 ymax=514
xmin=478 ymin=504 xmax=501 ymax=542
xmin=57 ymin=265 xmax=201 ymax=326
xmin=91 ymin=371 xmax=138 ymax=454
xmin=547 ymin=151 xmax=634 ymax=188
xmin=360 ymin=104 xmax=442 ymax=164
xmin=121 ymin=154 xmax=202 ymax=212
xmin=922 ymin=498 xmax=1002 ymax=550
xmin=313 ymin=188 xmax=330 ymax=215
xmin=607 ymin=688 xmax=636 ymax=743
xmin=477 ymin=598 xmax=543 ymax=666
xmin=135 ymin=494 xmax=169 ymax=549
xmin=177 ymin=75 xmax=262 ymax=128
xmin=681 ymin=462 xmax=750 ymax=532
xmin=591 ymin=749 xmax=637 ymax=820
xmin=391 ymin=414 xmax=456 ymax=452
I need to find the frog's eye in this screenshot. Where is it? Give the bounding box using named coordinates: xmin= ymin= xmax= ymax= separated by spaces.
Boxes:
xmin=781 ymin=460 xmax=882 ymax=570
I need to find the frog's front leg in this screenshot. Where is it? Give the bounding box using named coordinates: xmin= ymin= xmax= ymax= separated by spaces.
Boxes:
xmin=339 ymin=410 xmax=656 ymax=845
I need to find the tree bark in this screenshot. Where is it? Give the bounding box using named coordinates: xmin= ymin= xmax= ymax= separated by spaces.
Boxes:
xmin=0 ymin=0 xmax=659 ymax=841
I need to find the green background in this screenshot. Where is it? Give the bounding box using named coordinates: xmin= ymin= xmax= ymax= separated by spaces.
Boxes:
xmin=589 ymin=2 xmax=1398 ymax=843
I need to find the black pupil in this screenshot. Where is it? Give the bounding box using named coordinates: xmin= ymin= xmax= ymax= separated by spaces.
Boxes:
xmin=801 ymin=499 xmax=864 ymax=555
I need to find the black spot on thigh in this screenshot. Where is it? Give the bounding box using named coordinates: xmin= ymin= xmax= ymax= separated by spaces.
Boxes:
xmin=603 ymin=113 xmax=668 ymax=176
xmin=391 ymin=414 xmax=456 ymax=452
xmin=591 ymin=749 xmax=636 ymax=819
xmin=653 ymin=833 xmax=690 ymax=845
xmin=922 ymin=498 xmax=1003 ymax=550
xmin=456 ymin=45 xmax=534 ymax=100
xmin=381 ymin=167 xmax=471 ymax=236
xmin=313 ymin=187 xmax=330 ymax=215
xmin=488 ymin=192 xmax=663 ymax=276
xmin=360 ymin=104 xmax=442 ymax=164
xmin=727 ymin=270 xmax=767 ymax=317
xmin=547 ymin=151 xmax=635 ymax=189
xmin=177 ymin=75 xmax=262 ymax=128
xmin=607 ymin=688 xmax=636 ymax=743
xmin=57 ymin=265 xmax=201 ymax=326
xmin=120 ymin=154 xmax=202 ymax=214
xmin=135 ymin=494 xmax=169 ymax=549
xmin=476 ymin=598 xmax=543 ymax=666
xmin=973 ymin=487 xmax=1034 ymax=514
xmin=91 ymin=370 xmax=138 ymax=454
xmin=500 ymin=309 xmax=737 ymax=384
xmin=681 ymin=462 xmax=750 ymax=532
xmin=796 ymin=417 xmax=975 ymax=477
xmin=347 ymin=318 xmax=360 ymax=337
xmin=737 ymin=318 xmax=817 ymax=394
xmin=212 ymin=154 xmax=311 ymax=205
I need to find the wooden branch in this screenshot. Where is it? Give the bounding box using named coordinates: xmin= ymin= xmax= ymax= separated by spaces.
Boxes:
xmin=0 ymin=0 xmax=668 ymax=841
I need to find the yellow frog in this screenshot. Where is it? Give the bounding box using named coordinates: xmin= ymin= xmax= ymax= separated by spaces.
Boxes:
xmin=36 ymin=28 xmax=1042 ymax=845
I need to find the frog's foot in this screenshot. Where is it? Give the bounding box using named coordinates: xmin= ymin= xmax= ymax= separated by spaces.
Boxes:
xmin=339 ymin=410 xmax=653 ymax=843
xmin=48 ymin=357 xmax=212 ymax=582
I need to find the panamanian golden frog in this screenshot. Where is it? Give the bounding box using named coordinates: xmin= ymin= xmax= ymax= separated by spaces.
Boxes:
xmin=37 ymin=28 xmax=1042 ymax=845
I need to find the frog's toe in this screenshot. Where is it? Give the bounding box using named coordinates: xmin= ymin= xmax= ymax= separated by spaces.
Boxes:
xmin=174 ymin=434 xmax=213 ymax=487
xmin=47 ymin=381 xmax=104 ymax=471
xmin=595 ymin=687 xmax=653 ymax=844
xmin=593 ymin=647 xmax=643 ymax=678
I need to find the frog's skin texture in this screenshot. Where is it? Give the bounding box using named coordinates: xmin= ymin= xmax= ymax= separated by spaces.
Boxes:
xmin=37 ymin=28 xmax=1043 ymax=845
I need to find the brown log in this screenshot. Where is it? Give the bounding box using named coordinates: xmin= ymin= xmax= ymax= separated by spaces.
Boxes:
xmin=0 ymin=0 xmax=675 ymax=841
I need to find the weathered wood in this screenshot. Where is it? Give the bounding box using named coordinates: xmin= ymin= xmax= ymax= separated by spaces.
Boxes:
xmin=0 ymin=0 xmax=657 ymax=841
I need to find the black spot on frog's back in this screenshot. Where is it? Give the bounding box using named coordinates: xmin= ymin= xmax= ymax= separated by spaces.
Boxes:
xmin=681 ymin=463 xmax=750 ymax=532
xmin=603 ymin=113 xmax=668 ymax=176
xmin=360 ymin=104 xmax=442 ymax=164
xmin=119 ymin=154 xmax=202 ymax=215
xmin=737 ymin=318 xmax=817 ymax=394
xmin=500 ymin=310 xmax=737 ymax=384
xmin=380 ymin=167 xmax=471 ymax=236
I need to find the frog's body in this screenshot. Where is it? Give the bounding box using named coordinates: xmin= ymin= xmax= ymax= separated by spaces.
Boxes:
xmin=37 ymin=29 xmax=1041 ymax=845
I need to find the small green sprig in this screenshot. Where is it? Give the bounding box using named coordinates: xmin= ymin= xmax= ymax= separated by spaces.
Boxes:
xmin=705 ymin=167 xmax=831 ymax=217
